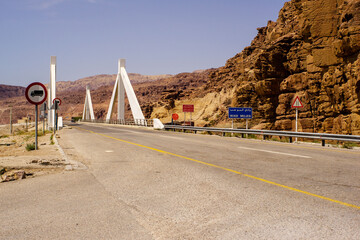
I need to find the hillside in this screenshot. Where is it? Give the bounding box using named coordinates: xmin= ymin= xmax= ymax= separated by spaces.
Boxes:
xmin=55 ymin=70 xmax=210 ymax=120
xmin=0 ymin=71 xmax=204 ymax=125
xmin=0 ymin=73 xmax=172 ymax=125
xmin=55 ymin=73 xmax=172 ymax=93
xmin=151 ymin=0 xmax=360 ymax=134
xmin=0 ymin=85 xmax=25 ymax=100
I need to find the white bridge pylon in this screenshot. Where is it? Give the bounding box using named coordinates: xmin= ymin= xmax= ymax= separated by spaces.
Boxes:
xmin=48 ymin=56 xmax=56 ymax=129
xmin=82 ymin=85 xmax=95 ymax=121
xmin=106 ymin=59 xmax=145 ymax=123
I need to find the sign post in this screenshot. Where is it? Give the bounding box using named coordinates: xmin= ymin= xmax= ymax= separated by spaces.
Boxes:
xmin=52 ymin=98 xmax=62 ymax=134
xmin=25 ymin=82 xmax=47 ymax=150
xmin=41 ymin=102 xmax=47 ymax=134
xmin=228 ymin=107 xmax=252 ymax=137
xmin=291 ymin=96 xmax=304 ymax=142
xmin=228 ymin=107 xmax=253 ymax=119
xmin=172 ymin=113 xmax=179 ymax=124
xmin=182 ymin=105 xmax=194 ymax=126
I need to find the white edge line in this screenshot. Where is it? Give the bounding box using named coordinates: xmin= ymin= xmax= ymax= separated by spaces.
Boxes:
xmin=238 ymin=146 xmax=312 ymax=159
xmin=156 ymin=135 xmax=184 ymax=140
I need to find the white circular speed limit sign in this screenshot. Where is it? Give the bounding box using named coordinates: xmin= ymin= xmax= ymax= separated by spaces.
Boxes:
xmin=25 ymin=82 xmax=47 ymax=105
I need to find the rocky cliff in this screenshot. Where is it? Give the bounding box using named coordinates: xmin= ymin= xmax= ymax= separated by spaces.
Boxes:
xmin=189 ymin=0 xmax=360 ymax=134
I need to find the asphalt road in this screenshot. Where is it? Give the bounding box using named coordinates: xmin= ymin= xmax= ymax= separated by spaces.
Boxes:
xmin=1 ymin=123 xmax=360 ymax=239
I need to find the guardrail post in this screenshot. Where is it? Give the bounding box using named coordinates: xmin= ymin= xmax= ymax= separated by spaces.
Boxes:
xmin=194 ymin=130 xmax=197 ymax=134
xmin=289 ymin=137 xmax=293 ymax=143
xmin=263 ymin=135 xmax=266 ymax=140
xmin=322 ymin=140 xmax=325 ymax=147
xmin=242 ymin=133 xmax=245 ymax=138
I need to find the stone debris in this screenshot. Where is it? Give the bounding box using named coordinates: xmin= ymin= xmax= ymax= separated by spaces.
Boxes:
xmin=40 ymin=161 xmax=50 ymax=166
xmin=27 ymin=159 xmax=66 ymax=166
xmin=0 ymin=126 xmax=78 ymax=183
xmin=65 ymin=165 xmax=73 ymax=171
xmin=0 ymin=143 xmax=15 ymax=146
xmin=1 ymin=169 xmax=30 ymax=183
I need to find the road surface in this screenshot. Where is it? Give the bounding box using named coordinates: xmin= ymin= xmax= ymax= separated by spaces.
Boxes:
xmin=1 ymin=123 xmax=360 ymax=239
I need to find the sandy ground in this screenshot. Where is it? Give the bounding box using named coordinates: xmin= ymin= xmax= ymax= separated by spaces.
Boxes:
xmin=0 ymin=123 xmax=67 ymax=182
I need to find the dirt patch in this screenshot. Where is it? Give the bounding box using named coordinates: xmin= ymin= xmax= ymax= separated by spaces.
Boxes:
xmin=0 ymin=124 xmax=65 ymax=183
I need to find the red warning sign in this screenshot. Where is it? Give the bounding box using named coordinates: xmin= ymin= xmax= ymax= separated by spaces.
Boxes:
xmin=183 ymin=104 xmax=194 ymax=112
xmin=172 ymin=113 xmax=179 ymax=121
xmin=291 ymin=96 xmax=303 ymax=108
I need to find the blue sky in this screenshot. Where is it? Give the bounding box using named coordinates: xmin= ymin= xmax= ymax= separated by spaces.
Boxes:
xmin=0 ymin=0 xmax=287 ymax=87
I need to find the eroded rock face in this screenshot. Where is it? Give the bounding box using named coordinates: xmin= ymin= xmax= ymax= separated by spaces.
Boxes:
xmin=209 ymin=0 xmax=360 ymax=134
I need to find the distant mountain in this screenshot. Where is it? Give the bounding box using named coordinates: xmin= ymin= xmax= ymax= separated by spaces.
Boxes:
xmin=55 ymin=73 xmax=173 ymax=93
xmin=0 ymin=72 xmax=202 ymax=125
xmin=55 ymin=70 xmax=210 ymax=120
xmin=0 ymin=85 xmax=25 ymax=100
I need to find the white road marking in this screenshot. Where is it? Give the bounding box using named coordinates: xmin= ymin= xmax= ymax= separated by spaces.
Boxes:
xmin=156 ymin=135 xmax=184 ymax=140
xmin=122 ymin=130 xmax=142 ymax=134
xmin=105 ymin=150 xmax=114 ymax=153
xmin=102 ymin=127 xmax=142 ymax=134
xmin=237 ymin=146 xmax=312 ymax=159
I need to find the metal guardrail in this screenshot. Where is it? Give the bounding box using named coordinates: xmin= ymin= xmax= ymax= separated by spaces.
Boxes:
xmin=81 ymin=119 xmax=154 ymax=127
xmin=164 ymin=125 xmax=360 ymax=146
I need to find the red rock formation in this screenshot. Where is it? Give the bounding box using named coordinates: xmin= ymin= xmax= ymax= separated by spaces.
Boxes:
xmin=207 ymin=0 xmax=360 ymax=134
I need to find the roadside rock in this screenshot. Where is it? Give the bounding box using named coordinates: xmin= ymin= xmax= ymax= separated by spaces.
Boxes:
xmin=1 ymin=170 xmax=27 ymax=182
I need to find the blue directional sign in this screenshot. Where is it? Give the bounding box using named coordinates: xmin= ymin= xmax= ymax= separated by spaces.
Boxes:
xmin=228 ymin=107 xmax=253 ymax=119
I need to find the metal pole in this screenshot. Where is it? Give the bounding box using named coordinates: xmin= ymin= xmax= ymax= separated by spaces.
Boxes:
xmin=56 ymin=112 xmax=58 ymax=132
xmin=295 ymin=108 xmax=298 ymax=142
xmin=53 ymin=108 xmax=56 ymax=135
xmin=43 ymin=116 xmax=45 ymax=135
xmin=231 ymin=119 xmax=234 ymax=137
xmin=35 ymin=105 xmax=38 ymax=150
xmin=246 ymin=119 xmax=248 ymax=138
xmin=10 ymin=107 xmax=12 ymax=135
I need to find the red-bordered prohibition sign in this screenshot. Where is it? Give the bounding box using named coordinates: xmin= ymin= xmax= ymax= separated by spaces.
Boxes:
xmin=25 ymin=82 xmax=47 ymax=105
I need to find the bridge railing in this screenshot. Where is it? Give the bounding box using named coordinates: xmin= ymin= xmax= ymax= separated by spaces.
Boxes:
xmin=81 ymin=119 xmax=154 ymax=127
xmin=163 ymin=125 xmax=360 ymax=146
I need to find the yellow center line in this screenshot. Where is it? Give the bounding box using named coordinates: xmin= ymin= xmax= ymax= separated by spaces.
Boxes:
xmin=74 ymin=126 xmax=360 ymax=210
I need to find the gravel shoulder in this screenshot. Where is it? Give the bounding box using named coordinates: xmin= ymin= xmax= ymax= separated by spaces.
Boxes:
xmin=0 ymin=124 xmax=67 ymax=182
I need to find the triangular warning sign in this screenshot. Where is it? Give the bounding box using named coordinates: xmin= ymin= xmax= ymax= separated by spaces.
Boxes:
xmin=291 ymin=96 xmax=303 ymax=108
